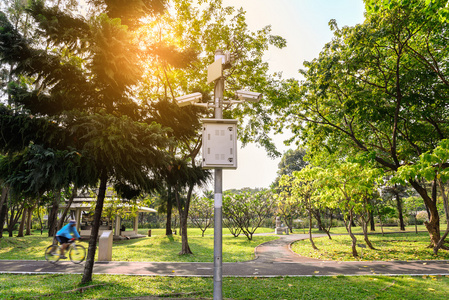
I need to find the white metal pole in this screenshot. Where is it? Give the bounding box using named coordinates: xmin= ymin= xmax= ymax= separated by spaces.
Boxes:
xmin=213 ymin=49 xmax=224 ymax=300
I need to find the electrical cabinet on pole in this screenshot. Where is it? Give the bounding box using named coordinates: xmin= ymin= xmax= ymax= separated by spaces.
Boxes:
xmin=176 ymin=48 xmax=262 ymax=300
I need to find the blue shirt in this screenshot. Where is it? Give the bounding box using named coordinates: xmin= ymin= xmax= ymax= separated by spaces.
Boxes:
xmin=56 ymin=223 xmax=80 ymax=239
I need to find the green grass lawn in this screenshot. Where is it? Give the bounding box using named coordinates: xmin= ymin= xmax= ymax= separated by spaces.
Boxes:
xmin=2 ymin=226 xmax=449 ymax=299
xmin=291 ymin=232 xmax=449 ymax=261
xmin=292 ymin=226 xmax=449 ymax=261
xmin=2 ymin=226 xmax=448 ymax=262
xmin=112 ymin=232 xmax=277 ymax=262
xmin=0 ymin=227 xmax=278 ymax=262
xmin=1 ymin=273 xmax=449 ymax=299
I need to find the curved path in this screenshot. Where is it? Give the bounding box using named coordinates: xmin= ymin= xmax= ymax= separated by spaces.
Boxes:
xmin=254 ymin=233 xmax=325 ymax=263
xmin=1 ymin=234 xmax=449 ymax=277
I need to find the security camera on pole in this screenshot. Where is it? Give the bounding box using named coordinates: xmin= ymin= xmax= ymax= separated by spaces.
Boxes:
xmin=175 ymin=49 xmax=262 ymax=300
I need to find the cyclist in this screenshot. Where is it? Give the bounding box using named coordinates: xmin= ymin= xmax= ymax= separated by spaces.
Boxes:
xmin=56 ymin=220 xmax=80 ymax=259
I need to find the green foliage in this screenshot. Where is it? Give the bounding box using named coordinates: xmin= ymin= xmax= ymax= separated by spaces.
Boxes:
xmin=394 ymin=139 xmax=449 ymax=184
xmin=136 ymin=0 xmax=291 ymax=253
xmin=289 ymin=163 xmax=381 ymax=216
xmin=0 ymin=0 xmax=173 ymax=204
xmin=98 ymin=0 xmax=167 ymax=30
xmin=403 ymin=196 xmax=426 ymax=213
xmin=365 ymin=0 xmax=449 ymax=22
xmin=273 ymin=148 xmax=308 ymax=188
xmin=275 ymin=0 xmax=449 ymax=245
xmin=140 ymin=0 xmax=289 ymax=157
xmin=0 ymin=0 xmax=177 ymax=283
xmin=282 ymin=0 xmax=449 ymax=170
xmin=188 ymin=194 xmax=214 ymax=236
xmin=278 ymin=168 xmax=315 ymax=221
xmin=69 ymin=111 xmax=171 ymax=190
xmin=223 ymin=189 xmax=276 ymax=240
xmin=274 ymin=185 xmax=302 ymax=232
xmin=0 ymin=144 xmax=97 ymax=196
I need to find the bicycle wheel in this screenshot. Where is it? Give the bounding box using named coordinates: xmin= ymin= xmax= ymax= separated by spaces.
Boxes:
xmin=69 ymin=244 xmax=86 ymax=264
xmin=45 ymin=245 xmax=61 ymax=263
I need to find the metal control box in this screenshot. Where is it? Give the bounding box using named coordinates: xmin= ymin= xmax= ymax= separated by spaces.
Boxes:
xmin=202 ymin=119 xmax=238 ymax=169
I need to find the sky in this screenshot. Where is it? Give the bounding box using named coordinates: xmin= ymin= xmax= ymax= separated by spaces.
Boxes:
xmin=218 ymin=0 xmax=366 ymax=190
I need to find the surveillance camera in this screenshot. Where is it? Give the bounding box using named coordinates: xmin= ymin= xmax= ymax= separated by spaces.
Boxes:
xmin=235 ymin=90 xmax=263 ymax=102
xmin=175 ymin=92 xmax=203 ymax=107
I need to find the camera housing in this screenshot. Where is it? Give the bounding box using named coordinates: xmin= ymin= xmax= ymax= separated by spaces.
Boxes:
xmin=175 ymin=92 xmax=203 ymax=107
xmin=235 ymin=90 xmax=263 ymax=102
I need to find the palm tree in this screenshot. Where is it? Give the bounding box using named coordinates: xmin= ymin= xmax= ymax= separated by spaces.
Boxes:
xmin=0 ymin=0 xmax=173 ymax=283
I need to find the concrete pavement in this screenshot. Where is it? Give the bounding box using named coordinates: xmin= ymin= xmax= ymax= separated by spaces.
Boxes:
xmin=1 ymin=234 xmax=449 ymax=277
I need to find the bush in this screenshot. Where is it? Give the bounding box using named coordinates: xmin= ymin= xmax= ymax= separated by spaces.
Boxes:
xmin=263 ymin=218 xmax=275 ymax=228
xmin=407 ymin=215 xmax=423 ymax=225
xmin=416 ymin=211 xmax=428 ymax=224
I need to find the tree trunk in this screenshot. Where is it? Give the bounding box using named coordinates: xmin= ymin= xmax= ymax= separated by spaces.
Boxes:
xmin=8 ymin=203 xmax=24 ymax=237
xmin=325 ymin=211 xmax=333 ymax=240
xmin=308 ymin=206 xmax=318 ymax=250
xmin=57 ymin=187 xmax=78 ymax=231
xmin=284 ymin=215 xmax=294 ymax=233
xmin=8 ymin=215 xmax=12 ymax=237
xmin=17 ymin=208 xmax=26 ymax=237
xmin=434 ymin=179 xmax=449 ymax=254
xmin=345 ymin=210 xmax=358 ymax=257
xmin=179 ymin=212 xmax=192 ymax=254
xmin=370 ymin=210 xmax=375 ymax=231
xmin=0 ymin=204 xmax=6 ymax=238
xmin=175 ymin=183 xmax=194 ymax=255
xmin=360 ymin=218 xmax=376 ymax=250
xmin=82 ymin=171 xmax=108 ymax=284
xmin=288 ymin=217 xmax=293 ymax=234
xmin=361 ymin=196 xmax=375 ymax=249
xmin=25 ymin=205 xmax=35 ymax=235
xmin=351 ymin=218 xmax=356 ymax=227
xmin=409 ymin=179 xmax=441 ymax=247
xmin=0 ymin=186 xmax=8 ymax=238
xmin=223 ymin=218 xmax=240 ymax=237
xmin=37 ymin=197 xmax=44 ymax=235
xmin=165 ymin=186 xmax=173 ymax=236
xmin=395 ymin=190 xmax=405 ymax=231
xmin=414 ymin=213 xmax=418 ymax=234
xmin=313 ymin=209 xmax=325 ymax=231
xmin=377 ymin=207 xmax=385 ymax=236
xmin=315 ymin=209 xmax=332 ymax=239
xmin=47 ymin=191 xmax=61 ymax=237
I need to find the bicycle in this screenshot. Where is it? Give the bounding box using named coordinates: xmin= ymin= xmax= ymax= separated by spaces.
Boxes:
xmin=45 ymin=239 xmax=86 ymax=264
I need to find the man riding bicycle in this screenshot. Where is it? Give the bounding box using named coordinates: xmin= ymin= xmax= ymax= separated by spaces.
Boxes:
xmin=56 ymin=220 xmax=80 ymax=259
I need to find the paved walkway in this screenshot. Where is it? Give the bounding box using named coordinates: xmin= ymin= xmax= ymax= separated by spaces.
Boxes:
xmin=1 ymin=233 xmax=449 ymax=277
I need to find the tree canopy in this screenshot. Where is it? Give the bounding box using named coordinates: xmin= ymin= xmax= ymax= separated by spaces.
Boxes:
xmin=0 ymin=0 xmax=174 ymax=283
xmin=136 ymin=0 xmax=290 ymax=254
xmin=276 ymin=0 xmax=449 ymax=247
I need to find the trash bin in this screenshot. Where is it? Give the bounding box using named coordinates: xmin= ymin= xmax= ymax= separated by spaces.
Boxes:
xmin=98 ymin=230 xmax=113 ymax=261
xmin=148 ymin=229 xmax=151 ymax=237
